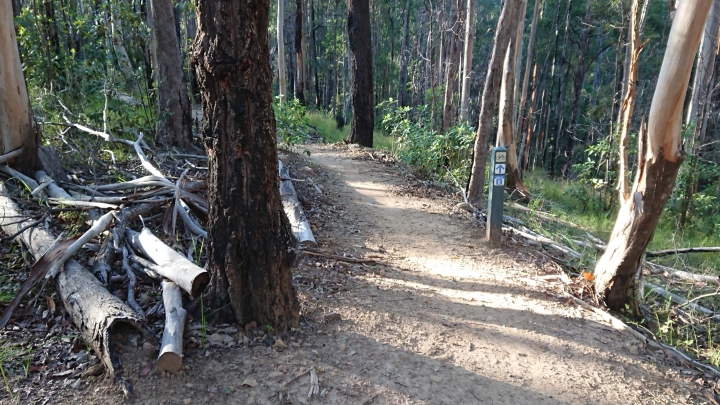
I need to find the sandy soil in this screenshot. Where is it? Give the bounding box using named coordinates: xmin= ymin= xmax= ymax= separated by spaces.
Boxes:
xmin=9 ymin=143 xmax=713 ymax=405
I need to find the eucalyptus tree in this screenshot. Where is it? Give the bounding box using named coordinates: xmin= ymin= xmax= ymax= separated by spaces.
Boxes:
xmin=150 ymin=0 xmax=193 ymax=147
xmin=0 ymin=0 xmax=37 ymax=171
xmin=346 ymin=0 xmax=374 ymax=146
xmin=194 ymin=0 xmax=299 ymax=330
xmin=594 ymin=0 xmax=712 ymax=310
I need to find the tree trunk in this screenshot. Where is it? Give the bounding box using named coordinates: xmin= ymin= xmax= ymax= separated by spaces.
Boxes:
xmin=278 ymin=0 xmax=287 ymax=101
xmin=686 ymin=0 xmax=720 ymax=125
xmin=150 ymin=0 xmax=192 ymax=147
xmin=441 ymin=0 xmax=460 ymax=133
xmin=617 ymin=0 xmax=644 ymax=201
xmin=519 ymin=62 xmax=539 ymax=170
xmin=562 ymin=0 xmax=592 ymax=178
xmin=459 ymin=0 xmax=474 ymax=122
xmin=346 ymin=0 xmax=374 ymax=147
xmin=594 ymin=0 xmax=712 ymax=310
xmin=397 ymin=0 xmax=411 ymax=106
xmin=295 ymin=0 xmax=306 ymax=104
xmin=516 ymin=0 xmax=540 ymax=147
xmin=466 ymin=0 xmax=525 ymax=208
xmin=311 ymin=0 xmax=321 ymax=106
xmin=549 ymin=0 xmax=572 ymax=177
xmin=193 ymin=0 xmax=300 ymax=331
xmin=497 ymin=36 xmax=529 ymax=197
xmin=0 ymin=0 xmax=37 ymax=172
xmin=679 ymin=0 xmax=720 ymax=227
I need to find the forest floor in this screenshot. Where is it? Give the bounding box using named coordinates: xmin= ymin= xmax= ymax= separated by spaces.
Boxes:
xmin=2 ymin=143 xmax=717 ymax=404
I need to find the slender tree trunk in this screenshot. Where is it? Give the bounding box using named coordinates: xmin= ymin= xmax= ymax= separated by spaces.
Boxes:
xmin=186 ymin=9 xmax=200 ymax=103
xmin=311 ymin=0 xmax=320 ymax=107
xmin=466 ymin=0 xmax=525 ymax=208
xmin=549 ymin=0 xmax=572 ymax=177
xmin=295 ymin=0 xmax=306 ymax=103
xmin=459 ymin=0 xmax=474 ymax=122
xmin=686 ymin=0 xmax=720 ymax=125
xmin=278 ymin=0 xmax=287 ymax=100
xmin=594 ymin=0 xmax=712 ymax=310
xmin=517 ymin=0 xmax=540 ymax=145
xmin=562 ymin=0 xmax=592 ymax=178
xmin=397 ymin=0 xmax=411 ymax=106
xmin=511 ymin=0 xmax=526 ymax=131
xmin=193 ymin=0 xmax=299 ymax=331
xmin=109 ymin=1 xmax=136 ymax=85
xmin=519 ymin=62 xmax=539 ymax=171
xmin=150 ymin=0 xmax=192 ymax=147
xmin=346 ymin=0 xmax=374 ymax=146
xmin=497 ymin=35 xmax=529 ymax=197
xmin=441 ymin=0 xmax=460 ymax=132
xmin=1 ymin=0 xmax=38 ymax=171
xmin=679 ymin=0 xmax=720 ymax=226
xmin=617 ymin=0 xmax=644 ymax=201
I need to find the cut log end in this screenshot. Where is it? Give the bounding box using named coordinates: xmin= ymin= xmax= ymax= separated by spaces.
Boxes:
xmin=191 ymin=272 xmax=210 ymax=298
xmin=156 ymin=352 xmax=183 ymax=374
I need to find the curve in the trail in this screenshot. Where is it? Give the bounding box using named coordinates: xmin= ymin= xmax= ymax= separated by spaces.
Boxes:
xmin=303 ymin=144 xmax=703 ymax=405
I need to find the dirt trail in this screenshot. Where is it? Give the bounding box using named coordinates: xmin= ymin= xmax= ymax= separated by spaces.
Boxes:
xmin=295 ymin=144 xmax=704 ymax=405
xmin=38 ymin=144 xmax=706 ymax=405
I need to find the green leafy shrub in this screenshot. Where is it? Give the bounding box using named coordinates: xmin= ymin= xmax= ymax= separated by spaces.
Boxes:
xmin=273 ymin=97 xmax=309 ymax=151
xmin=377 ymin=98 xmax=474 ymax=183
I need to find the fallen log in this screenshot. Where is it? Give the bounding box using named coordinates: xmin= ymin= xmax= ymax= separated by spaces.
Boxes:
xmin=645 ymin=281 xmax=716 ymax=316
xmin=279 ymin=160 xmax=317 ymax=247
xmin=126 ymin=228 xmax=209 ymax=297
xmin=646 ymin=246 xmax=720 ymax=257
xmin=0 ymin=184 xmax=155 ymax=380
xmin=45 ymin=210 xmax=115 ymax=279
xmin=645 ymin=261 xmax=720 ymax=285
xmin=503 ymin=225 xmax=581 ymax=259
xmin=0 ymin=166 xmax=46 ymax=198
xmin=156 ymin=280 xmax=186 ymax=374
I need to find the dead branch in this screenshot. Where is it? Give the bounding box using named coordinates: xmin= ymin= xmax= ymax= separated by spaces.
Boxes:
xmin=46 ymin=211 xmax=115 ymax=279
xmin=0 ymin=145 xmax=24 ymax=165
xmin=302 ymin=249 xmax=377 ymax=264
xmin=279 ymin=160 xmax=317 ymax=246
xmin=133 ymin=133 xmax=170 ymax=180
xmin=0 ymin=184 xmax=155 ymax=377
xmin=62 ymin=115 xmax=136 ymax=147
xmin=127 ymin=252 xmax=163 ymax=280
xmin=177 ymin=199 xmax=207 ymax=238
xmin=646 ymin=246 xmax=720 ymax=257
xmin=0 ymin=166 xmax=41 ymax=193
xmin=645 ymin=261 xmax=720 ymax=285
xmin=156 ymin=280 xmax=186 ymax=374
xmin=126 ymin=228 xmax=209 ymax=297
xmin=121 ymin=246 xmax=145 ymax=318
xmin=645 ymin=281 xmax=716 ymax=316
xmin=172 ymin=169 xmax=190 ymax=235
xmin=503 ymin=225 xmax=581 ymax=258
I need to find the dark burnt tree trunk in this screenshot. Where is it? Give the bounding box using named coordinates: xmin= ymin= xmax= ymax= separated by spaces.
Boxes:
xmin=441 ymin=0 xmax=460 ymax=133
xmin=346 ymin=0 xmax=374 ymax=147
xmin=594 ymin=0 xmax=712 ymax=310
xmin=397 ymin=0 xmax=411 ymax=107
xmin=193 ymin=0 xmax=300 ymax=331
xmin=151 ymin=0 xmax=192 ymax=147
xmin=295 ymin=0 xmax=306 ymax=104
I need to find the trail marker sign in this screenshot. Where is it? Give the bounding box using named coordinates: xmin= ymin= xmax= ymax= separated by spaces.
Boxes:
xmin=487 ymin=147 xmax=507 ymax=244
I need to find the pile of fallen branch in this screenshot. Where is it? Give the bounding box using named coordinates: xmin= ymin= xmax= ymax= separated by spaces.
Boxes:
xmin=0 ymin=126 xmax=317 ymax=392
xmin=487 ymin=201 xmax=720 ymax=375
